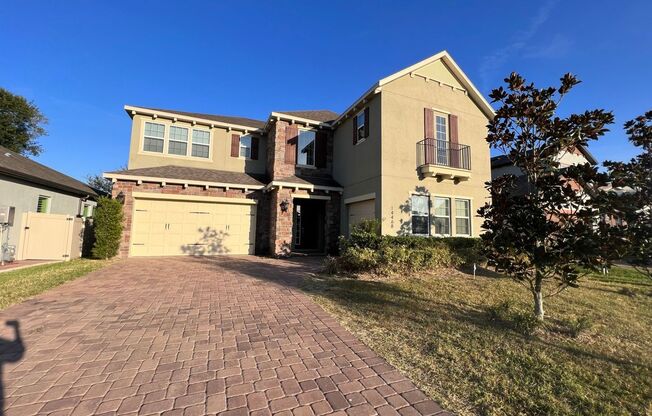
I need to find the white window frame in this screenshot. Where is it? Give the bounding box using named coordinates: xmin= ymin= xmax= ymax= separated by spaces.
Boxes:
xmin=455 ymin=198 xmax=472 ymax=236
xmin=140 ymin=119 xmax=212 ymax=161
xmin=433 ymin=197 xmax=451 ymax=236
xmin=191 ymin=128 xmax=211 ymax=159
xmin=297 ymin=128 xmax=317 ymax=167
xmin=355 ymin=109 xmax=367 ymax=145
xmin=434 ymin=113 xmax=449 ymax=165
xmin=168 ymin=125 xmax=189 ymax=156
xmin=239 ymin=134 xmax=252 ymax=159
xmin=143 ymin=121 xmax=166 ymax=154
xmin=410 ymin=194 xmax=430 ymax=236
xmin=36 ymin=195 xmax=51 ymax=213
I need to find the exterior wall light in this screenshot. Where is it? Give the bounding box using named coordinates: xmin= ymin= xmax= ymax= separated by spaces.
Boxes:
xmin=280 ymin=199 xmax=290 ymax=213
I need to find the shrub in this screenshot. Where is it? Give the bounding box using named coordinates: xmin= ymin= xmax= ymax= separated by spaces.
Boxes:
xmin=322 ymin=256 xmax=340 ymax=275
xmin=487 ymin=300 xmax=513 ymax=322
xmin=91 ymin=197 xmax=124 ymax=259
xmin=511 ymin=311 xmax=541 ymax=335
xmin=328 ymin=224 xmax=484 ymax=274
xmin=487 ymin=300 xmax=540 ymax=335
xmin=566 ymin=316 xmax=593 ymax=338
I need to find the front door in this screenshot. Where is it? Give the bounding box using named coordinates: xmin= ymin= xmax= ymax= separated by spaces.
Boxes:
xmin=293 ymin=199 xmax=325 ymax=252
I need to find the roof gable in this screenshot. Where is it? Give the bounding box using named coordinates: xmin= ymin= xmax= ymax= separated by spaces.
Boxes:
xmin=378 ymin=51 xmax=494 ymax=119
xmin=333 ymin=50 xmax=495 ymax=124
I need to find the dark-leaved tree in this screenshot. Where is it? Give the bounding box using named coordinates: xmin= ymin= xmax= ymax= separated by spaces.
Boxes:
xmin=86 ymin=173 xmax=114 ymax=196
xmin=479 ymin=73 xmax=615 ymax=320
xmin=0 ymin=88 xmax=48 ymax=156
xmin=604 ymin=111 xmax=652 ymax=278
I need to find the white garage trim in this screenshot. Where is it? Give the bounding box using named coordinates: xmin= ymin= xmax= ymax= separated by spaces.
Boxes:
xmin=132 ymin=191 xmax=257 ymax=205
xmin=292 ymin=194 xmax=331 ymax=200
xmin=344 ymin=192 xmax=376 ymax=205
xmin=103 ymin=173 xmax=265 ymax=191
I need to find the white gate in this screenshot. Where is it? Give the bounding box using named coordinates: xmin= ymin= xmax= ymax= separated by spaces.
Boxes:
xmin=18 ymin=213 xmax=82 ymax=261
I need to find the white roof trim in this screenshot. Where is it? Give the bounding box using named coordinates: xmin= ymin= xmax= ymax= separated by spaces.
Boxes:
xmin=263 ymin=112 xmax=334 ymax=132
xmin=102 ymin=172 xmax=265 ymax=190
xmin=333 ymin=50 xmax=495 ymax=124
xmin=124 ymin=105 xmax=264 ymax=133
xmin=264 ymin=180 xmax=343 ymax=193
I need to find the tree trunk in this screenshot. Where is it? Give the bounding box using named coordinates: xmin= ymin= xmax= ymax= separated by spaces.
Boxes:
xmin=533 ymin=274 xmax=544 ymax=320
xmin=533 ymin=290 xmax=544 ymax=320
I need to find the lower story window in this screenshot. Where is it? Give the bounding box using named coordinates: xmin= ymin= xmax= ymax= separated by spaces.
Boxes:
xmin=411 ymin=195 xmax=430 ymax=235
xmin=455 ymin=199 xmax=471 ymax=236
xmin=433 ymin=197 xmax=450 ymax=235
xmin=83 ymin=204 xmax=93 ymax=218
xmin=37 ymin=195 xmax=51 ymax=213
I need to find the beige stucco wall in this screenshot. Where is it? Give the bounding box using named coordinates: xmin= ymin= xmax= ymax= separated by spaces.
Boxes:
xmin=379 ymin=61 xmax=492 ymax=237
xmin=127 ymin=114 xmax=267 ymax=174
xmin=332 ymin=94 xmax=383 ymax=232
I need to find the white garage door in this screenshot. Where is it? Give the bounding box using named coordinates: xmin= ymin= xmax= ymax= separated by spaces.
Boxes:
xmin=130 ymin=197 xmax=256 ymax=257
xmin=347 ymin=199 xmax=376 ymax=233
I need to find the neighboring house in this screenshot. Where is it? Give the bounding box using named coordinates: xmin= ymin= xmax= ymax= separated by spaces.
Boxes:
xmin=491 ymin=146 xmax=598 ymax=196
xmin=0 ymin=145 xmax=98 ymax=261
xmin=104 ymin=50 xmax=494 ymax=257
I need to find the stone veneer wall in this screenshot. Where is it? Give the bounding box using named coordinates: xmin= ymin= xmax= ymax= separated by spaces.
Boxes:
xmin=111 ymin=180 xmax=260 ymax=257
xmin=268 ymin=188 xmax=294 ymax=256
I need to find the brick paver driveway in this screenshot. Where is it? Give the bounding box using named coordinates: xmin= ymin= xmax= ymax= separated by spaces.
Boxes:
xmin=0 ymin=256 xmax=448 ymax=416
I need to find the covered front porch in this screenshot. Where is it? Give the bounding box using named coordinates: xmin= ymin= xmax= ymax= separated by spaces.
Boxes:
xmin=265 ymin=177 xmax=342 ymax=256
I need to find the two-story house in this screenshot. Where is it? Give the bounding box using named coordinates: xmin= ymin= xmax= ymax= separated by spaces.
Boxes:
xmin=104 ymin=51 xmax=494 ymax=257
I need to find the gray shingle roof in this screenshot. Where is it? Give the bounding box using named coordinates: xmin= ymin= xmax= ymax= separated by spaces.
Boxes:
xmin=129 ymin=106 xmax=266 ymax=129
xmin=107 ymin=165 xmax=267 ymax=186
xmin=275 ymin=110 xmax=339 ymax=123
xmin=275 ymin=174 xmax=341 ymax=188
xmin=0 ymin=145 xmax=98 ymax=198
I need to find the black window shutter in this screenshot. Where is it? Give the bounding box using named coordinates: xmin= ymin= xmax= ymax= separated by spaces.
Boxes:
xmin=352 ymin=114 xmax=358 ymax=145
xmin=251 ymin=136 xmax=259 ymax=160
xmin=315 ymin=131 xmax=327 ymax=168
xmin=363 ymin=107 xmax=370 ymax=138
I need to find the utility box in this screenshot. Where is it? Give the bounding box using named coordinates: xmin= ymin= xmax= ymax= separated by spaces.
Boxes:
xmin=0 ymin=205 xmax=15 ymax=226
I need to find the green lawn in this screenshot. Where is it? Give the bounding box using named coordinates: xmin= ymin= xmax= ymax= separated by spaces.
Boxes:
xmin=0 ymin=259 xmax=110 ymax=310
xmin=302 ymin=266 xmax=652 ymax=416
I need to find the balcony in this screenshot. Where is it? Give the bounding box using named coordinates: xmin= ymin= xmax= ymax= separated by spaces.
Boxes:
xmin=416 ymin=139 xmax=471 ymax=181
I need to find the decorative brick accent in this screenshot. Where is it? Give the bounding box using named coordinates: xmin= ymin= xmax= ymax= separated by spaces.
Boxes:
xmin=111 ymin=180 xmax=260 ymax=257
xmin=269 ymin=188 xmax=294 ymax=256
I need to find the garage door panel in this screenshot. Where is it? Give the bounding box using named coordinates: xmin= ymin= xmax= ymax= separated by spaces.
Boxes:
xmin=348 ymin=199 xmax=376 ymax=233
xmin=131 ymin=198 xmax=256 ymax=256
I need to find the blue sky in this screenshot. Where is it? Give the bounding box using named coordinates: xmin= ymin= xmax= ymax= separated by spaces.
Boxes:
xmin=1 ymin=0 xmax=650 ymax=181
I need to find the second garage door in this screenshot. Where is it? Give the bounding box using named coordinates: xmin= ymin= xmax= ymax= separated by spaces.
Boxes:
xmin=130 ymin=196 xmax=256 ymax=257
xmin=347 ymin=198 xmax=376 ymax=233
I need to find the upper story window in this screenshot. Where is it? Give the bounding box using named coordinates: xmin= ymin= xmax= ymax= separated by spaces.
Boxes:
xmin=435 ymin=115 xmax=448 ymax=141
xmin=433 ymin=197 xmax=451 ymax=236
xmin=411 ymin=195 xmax=430 ymax=235
xmin=192 ymin=130 xmax=210 ymax=158
xmin=239 ymin=135 xmax=252 ymax=159
xmin=297 ymin=129 xmax=316 ymax=166
xmin=142 ymin=120 xmax=211 ymax=159
xmin=168 ymin=126 xmax=188 ymax=155
xmin=353 ymin=108 xmax=369 ymax=145
xmin=144 ymin=122 xmax=165 ymax=153
xmin=36 ymin=195 xmax=51 ymax=213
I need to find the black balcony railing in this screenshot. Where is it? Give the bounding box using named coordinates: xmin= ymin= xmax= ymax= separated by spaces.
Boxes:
xmin=416 ymin=139 xmax=471 ymax=170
